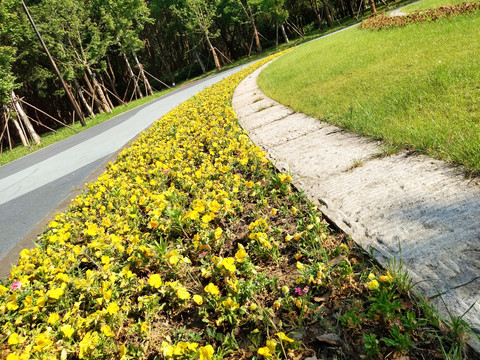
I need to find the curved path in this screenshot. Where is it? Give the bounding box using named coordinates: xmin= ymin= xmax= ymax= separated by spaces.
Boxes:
xmin=0 ymin=63 xmax=252 ymax=276
xmin=232 ymin=62 xmax=480 ymax=348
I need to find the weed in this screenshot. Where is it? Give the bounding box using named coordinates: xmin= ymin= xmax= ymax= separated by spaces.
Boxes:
xmin=363 ymin=333 xmax=380 ymax=358
xmin=381 ymin=324 xmax=415 ymax=353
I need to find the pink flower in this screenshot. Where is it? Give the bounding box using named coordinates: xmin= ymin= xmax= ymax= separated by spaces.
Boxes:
xmin=10 ymin=281 xmax=22 ymax=290
xmin=163 ymin=169 xmax=170 ymax=174
xmin=199 ymin=251 xmax=207 ymax=257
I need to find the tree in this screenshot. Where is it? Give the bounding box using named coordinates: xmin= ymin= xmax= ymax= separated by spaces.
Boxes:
xmin=235 ymin=0 xmax=263 ymax=52
xmin=174 ymin=0 xmax=223 ymax=70
xmin=88 ymin=0 xmax=153 ymax=98
xmin=252 ymin=0 xmax=289 ymax=47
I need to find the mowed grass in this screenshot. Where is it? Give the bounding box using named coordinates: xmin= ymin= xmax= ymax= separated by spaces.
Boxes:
xmin=402 ymin=0 xmax=469 ymax=11
xmin=258 ymin=13 xmax=480 ymax=173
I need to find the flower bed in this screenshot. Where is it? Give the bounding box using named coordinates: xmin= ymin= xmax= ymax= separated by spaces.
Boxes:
xmin=0 ymin=53 xmax=466 ymax=359
xmin=359 ymin=1 xmax=480 ymax=30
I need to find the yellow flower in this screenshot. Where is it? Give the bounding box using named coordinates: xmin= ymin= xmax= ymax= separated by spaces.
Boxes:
xmin=140 ymin=322 xmax=149 ymax=334
xmin=79 ymin=331 xmax=99 ymax=358
xmin=235 ymin=244 xmax=247 ymax=263
xmin=209 ymin=201 xmax=221 ymax=213
xmin=47 ymin=287 xmax=64 ymax=300
xmin=214 ymin=227 xmax=223 ymax=240
xmin=36 ymin=297 xmax=46 ymax=307
xmin=83 ymin=223 xmax=98 ymax=236
xmin=379 ymin=271 xmax=394 ymax=283
xmin=204 ymin=283 xmax=220 ymax=296
xmin=276 ymin=332 xmax=294 ymax=343
xmin=258 ymin=346 xmax=273 ymax=358
xmin=148 ymin=274 xmax=163 ymax=288
xmin=202 ymin=214 xmax=213 ymax=223
xmin=6 ymin=301 xmax=19 ymax=311
xmin=367 ymin=280 xmax=379 ymax=290
xmin=48 ymin=313 xmax=60 ymax=324
xmin=101 ymin=324 xmax=114 ymax=337
xmin=7 ymin=354 xmax=20 ymax=360
xmin=149 ymin=220 xmax=159 ymax=228
xmin=296 ymin=262 xmax=305 ymax=271
xmin=222 ymin=298 xmax=239 ymax=309
xmin=217 ymin=257 xmax=236 ymax=273
xmin=119 ymin=343 xmax=127 ymax=358
xmin=107 ymin=302 xmax=120 ymax=315
xmin=8 ymin=332 xmax=25 ymax=345
xmin=161 ymin=342 xmax=174 ymax=357
xmin=34 ymin=332 xmax=53 ymax=352
xmin=199 ymin=344 xmax=214 ymax=360
xmin=61 ymin=324 xmax=75 ymax=339
xmin=193 ymin=295 xmax=204 ymax=305
xmin=267 ymin=339 xmax=277 ymax=351
xmin=176 ymin=287 xmax=191 ymax=300
xmin=227 ymin=278 xmax=238 ymax=292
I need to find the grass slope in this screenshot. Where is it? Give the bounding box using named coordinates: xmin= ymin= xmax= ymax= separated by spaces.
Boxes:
xmin=258 ymin=11 xmax=480 ymax=173
xmin=402 ymin=0 xmax=469 ymax=11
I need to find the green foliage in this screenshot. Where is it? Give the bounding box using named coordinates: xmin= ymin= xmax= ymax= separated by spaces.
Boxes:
xmin=0 ymin=46 xmax=16 ymax=105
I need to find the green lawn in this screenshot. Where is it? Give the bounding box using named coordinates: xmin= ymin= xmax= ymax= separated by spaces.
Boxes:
xmin=402 ymin=0 xmax=469 ymax=11
xmin=258 ymin=12 xmax=480 ymax=173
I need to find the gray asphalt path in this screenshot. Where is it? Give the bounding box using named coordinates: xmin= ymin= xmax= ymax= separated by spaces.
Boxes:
xmin=0 ymin=63 xmax=251 ymax=272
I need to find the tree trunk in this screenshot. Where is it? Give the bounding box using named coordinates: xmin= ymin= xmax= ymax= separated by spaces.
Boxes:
xmin=99 ymin=75 xmax=114 ymax=110
xmin=193 ymin=49 xmax=206 ymax=74
xmin=321 ymin=0 xmax=334 ymax=27
xmin=348 ymin=0 xmax=355 ymax=17
xmin=11 ymin=91 xmax=40 ymax=145
xmin=9 ymin=107 xmax=29 ymax=147
xmin=133 ymin=51 xmax=154 ymax=96
xmin=86 ymin=66 xmax=111 ymax=113
xmin=123 ymin=53 xmax=143 ymax=99
xmin=205 ymin=35 xmax=221 ymax=71
xmin=275 ymin=18 xmax=279 ymax=48
xmin=280 ymin=23 xmax=289 ymax=43
xmin=106 ymin=56 xmax=122 ymax=103
xmin=83 ymin=72 xmax=104 ymax=114
xmin=310 ymin=0 xmax=323 ymax=29
xmin=253 ymin=22 xmax=262 ymax=52
xmin=74 ymin=80 xmax=94 ymax=118
xmin=369 ymin=0 xmax=377 ymax=14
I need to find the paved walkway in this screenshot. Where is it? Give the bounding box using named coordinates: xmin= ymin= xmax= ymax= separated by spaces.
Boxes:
xmin=232 ymin=63 xmax=480 ymax=347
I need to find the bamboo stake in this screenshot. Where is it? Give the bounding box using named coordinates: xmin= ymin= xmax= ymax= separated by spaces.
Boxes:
xmin=99 ymin=81 xmax=128 ymax=106
xmin=20 ymin=99 xmax=76 ymax=131
xmin=25 ymin=114 xmax=57 ymax=133
xmin=142 ymin=69 xmax=171 ymax=89
xmin=6 ymin=114 xmax=12 ymax=150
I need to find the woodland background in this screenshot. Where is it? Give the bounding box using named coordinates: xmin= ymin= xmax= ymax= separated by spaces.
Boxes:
xmin=0 ymin=0 xmax=384 ymax=151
